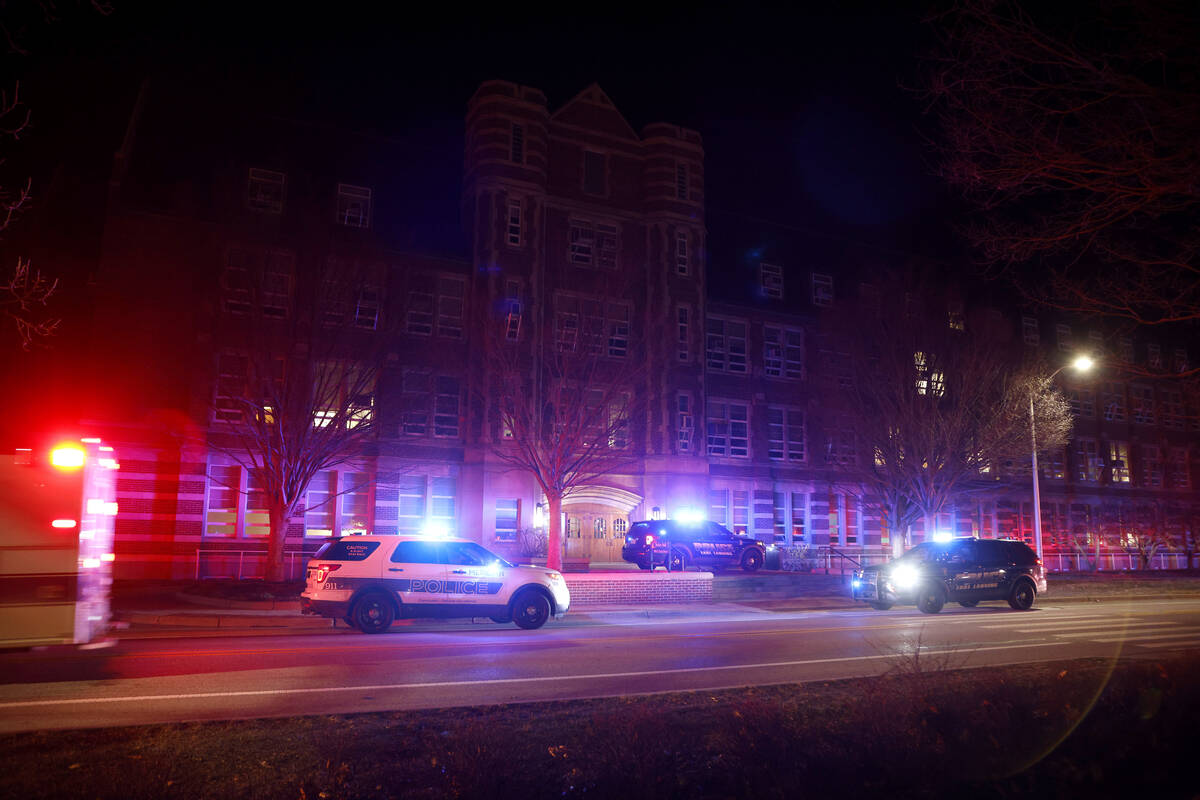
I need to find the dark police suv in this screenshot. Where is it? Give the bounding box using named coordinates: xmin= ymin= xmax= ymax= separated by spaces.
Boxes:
xmin=621 ymin=519 xmax=767 ymax=572
xmin=851 ymin=537 xmax=1047 ymax=613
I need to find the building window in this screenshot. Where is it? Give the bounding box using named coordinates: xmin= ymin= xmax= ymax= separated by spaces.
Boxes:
xmin=811 ymin=273 xmax=833 ymax=307
xmin=709 ymin=488 xmax=729 ymax=527
xmin=1130 ymin=384 xmax=1155 ymax=425
xmin=1173 ymin=348 xmax=1189 ymax=373
xmin=1119 ymin=337 xmax=1134 ymax=362
xmin=677 ymin=306 xmax=689 ymax=362
xmin=395 ymin=476 xmax=425 ymax=535
xmin=1067 ymin=388 xmax=1095 ymax=418
xmin=406 ymin=291 xmax=434 ymax=335
xmin=304 ymin=470 xmax=335 ymax=537
xmin=437 ymin=276 xmax=465 ymax=339
xmin=1056 ymin=324 xmax=1072 ymax=352
xmin=731 ymin=490 xmax=750 ymax=534
xmin=707 ymin=401 xmax=749 ymax=458
xmin=312 ymin=362 xmax=374 ymax=430
xmin=214 ymin=353 xmax=248 ymax=423
xmin=1022 ymin=317 xmax=1039 ymax=346
xmin=607 ymin=302 xmax=629 ymax=358
xmin=569 ymin=220 xmax=593 ymax=266
xmin=914 ymin=351 xmax=945 ymax=397
xmin=1163 ymin=390 xmax=1184 ymax=429
xmin=1074 ymin=439 xmax=1101 ymax=482
xmin=767 ymin=407 xmax=805 ymax=462
xmin=1101 ymin=382 xmax=1126 ymax=422
xmin=948 ymin=301 xmax=965 ymax=331
xmin=221 ymin=249 xmax=293 ymax=318
xmin=510 ymin=123 xmax=524 ymax=164
xmin=1169 ymin=448 xmax=1190 ymax=489
xmin=760 ymin=262 xmax=783 ymax=299
xmin=583 ymin=151 xmax=606 ymax=195
xmin=1087 ymin=329 xmax=1103 ymax=353
xmin=431 ymin=477 xmax=457 ymax=528
xmin=336 ymin=184 xmax=371 ymax=228
xmin=1040 ymin=449 xmax=1066 ymax=480
xmin=677 ymin=393 xmax=694 ymax=453
xmin=676 ymin=162 xmax=688 ymax=200
xmin=705 ymin=317 xmax=748 ymax=373
xmin=495 ymin=499 xmax=519 ymax=541
xmin=1108 ymin=441 xmax=1131 ymax=484
xmin=596 ymin=223 xmax=618 ymax=269
xmin=204 ymin=464 xmax=240 ymax=536
xmin=504 ymin=281 xmax=522 ymax=342
xmin=506 ymin=200 xmax=522 ymax=247
xmin=763 ymin=326 xmax=804 ymax=379
xmin=354 ymin=287 xmax=380 ymax=330
xmin=339 ymin=473 xmax=370 ymax=534
xmin=676 ymin=230 xmax=689 ymax=275
xmin=247 ymin=168 xmax=285 ymax=213
xmin=827 ymin=422 xmax=857 ymax=466
xmin=433 ymin=376 xmax=460 ymax=438
xmin=1141 ymin=446 xmax=1163 ymax=488
xmin=1147 ymin=343 xmax=1162 ymax=368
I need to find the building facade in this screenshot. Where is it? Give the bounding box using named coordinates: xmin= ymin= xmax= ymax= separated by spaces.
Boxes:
xmin=85 ymin=80 xmax=1199 ymax=580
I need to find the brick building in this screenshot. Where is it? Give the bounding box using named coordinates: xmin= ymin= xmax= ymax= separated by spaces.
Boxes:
xmin=84 ymin=80 xmax=1198 ymax=580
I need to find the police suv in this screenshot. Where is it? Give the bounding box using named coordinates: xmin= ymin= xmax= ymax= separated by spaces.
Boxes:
xmin=300 ymin=535 xmax=570 ymax=633
xmin=620 ymin=519 xmax=767 ymax=572
xmin=851 ymin=537 xmax=1047 ymax=614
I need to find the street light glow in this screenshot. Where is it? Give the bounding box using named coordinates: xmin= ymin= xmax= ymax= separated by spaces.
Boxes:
xmin=1071 ymin=355 xmax=1094 ymax=372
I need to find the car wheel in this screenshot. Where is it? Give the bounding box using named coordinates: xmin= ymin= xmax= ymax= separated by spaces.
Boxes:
xmin=667 ymin=547 xmax=689 ymax=572
xmin=1008 ymin=580 xmax=1036 ymax=611
xmin=342 ymin=615 xmax=358 ymax=630
xmin=869 ymin=601 xmax=893 ymax=611
xmin=511 ymin=590 xmax=551 ymax=630
xmin=741 ymin=549 xmax=764 ymax=573
xmin=351 ymin=591 xmax=395 ymax=634
xmin=916 ymin=584 xmax=945 ymax=614
xmin=958 ymin=600 xmax=980 ymax=608
xmin=637 ymin=559 xmax=653 ymax=571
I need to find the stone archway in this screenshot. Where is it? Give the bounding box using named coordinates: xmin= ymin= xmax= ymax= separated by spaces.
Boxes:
xmin=562 ymin=485 xmax=643 ymax=563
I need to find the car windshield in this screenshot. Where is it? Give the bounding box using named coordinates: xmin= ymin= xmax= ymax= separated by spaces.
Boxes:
xmin=895 ymin=543 xmax=944 ymax=563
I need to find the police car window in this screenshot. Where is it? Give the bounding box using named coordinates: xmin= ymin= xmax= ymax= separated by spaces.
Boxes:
xmin=444 ymin=542 xmax=488 ymax=566
xmin=706 ymin=521 xmax=732 ymax=538
xmin=319 ymin=540 xmax=380 ymax=561
xmin=391 ymin=540 xmax=444 ymax=564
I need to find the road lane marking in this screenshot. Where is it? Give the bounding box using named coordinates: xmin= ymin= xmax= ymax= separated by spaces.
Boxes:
xmin=1135 ymin=639 xmax=1200 ymax=649
xmin=1079 ymin=629 xmax=1200 ymax=643
xmin=1003 ymin=621 xmax=1180 ymax=633
xmin=0 ymin=640 xmax=1074 ymax=710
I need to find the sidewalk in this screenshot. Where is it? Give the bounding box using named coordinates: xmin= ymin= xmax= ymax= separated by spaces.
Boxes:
xmin=110 ymin=570 xmax=1200 ymax=638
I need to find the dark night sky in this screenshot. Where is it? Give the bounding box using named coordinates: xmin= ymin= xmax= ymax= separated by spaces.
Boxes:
xmin=8 ymin=0 xmax=960 ymax=262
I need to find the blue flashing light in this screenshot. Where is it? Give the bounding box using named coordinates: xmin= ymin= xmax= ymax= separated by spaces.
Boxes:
xmin=675 ymin=508 xmax=705 ymax=525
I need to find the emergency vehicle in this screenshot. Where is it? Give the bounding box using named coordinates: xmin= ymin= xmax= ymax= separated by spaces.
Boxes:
xmin=0 ymin=437 xmax=119 ymax=647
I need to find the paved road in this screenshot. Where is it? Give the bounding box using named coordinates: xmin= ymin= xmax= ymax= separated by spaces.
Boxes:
xmin=1 ymin=597 xmax=1198 ymax=733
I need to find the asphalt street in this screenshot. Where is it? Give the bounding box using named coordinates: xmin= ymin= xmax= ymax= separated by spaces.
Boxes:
xmin=1 ymin=597 xmax=1197 ymax=733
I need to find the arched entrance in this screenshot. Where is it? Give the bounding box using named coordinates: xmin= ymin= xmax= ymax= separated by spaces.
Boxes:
xmin=562 ymin=486 xmax=642 ymax=563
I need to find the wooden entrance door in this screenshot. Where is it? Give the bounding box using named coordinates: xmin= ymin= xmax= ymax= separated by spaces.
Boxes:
xmin=564 ymin=504 xmax=629 ymax=563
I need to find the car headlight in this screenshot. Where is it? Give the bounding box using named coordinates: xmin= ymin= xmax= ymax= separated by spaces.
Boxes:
xmin=890 ymin=564 xmax=918 ymax=590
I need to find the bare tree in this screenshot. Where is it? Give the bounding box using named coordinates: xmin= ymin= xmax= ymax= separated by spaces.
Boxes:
xmin=483 ymin=294 xmax=644 ymax=572
xmin=818 ymin=271 xmax=1073 ymax=555
xmin=0 ymin=2 xmax=112 ymax=348
xmin=923 ymin=1 xmax=1200 ymax=362
xmin=207 ymin=260 xmax=385 ymax=582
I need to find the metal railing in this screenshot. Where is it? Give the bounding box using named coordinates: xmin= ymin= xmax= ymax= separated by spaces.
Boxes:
xmin=1041 ymin=551 xmax=1194 ymax=573
xmin=193 ymin=549 xmax=309 ymax=581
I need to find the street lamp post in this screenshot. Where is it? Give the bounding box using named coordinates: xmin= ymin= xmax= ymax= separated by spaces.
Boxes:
xmin=1031 ymin=355 xmax=1094 ymax=560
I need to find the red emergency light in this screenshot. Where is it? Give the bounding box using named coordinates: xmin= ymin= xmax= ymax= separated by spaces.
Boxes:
xmin=50 ymin=445 xmax=86 ymax=469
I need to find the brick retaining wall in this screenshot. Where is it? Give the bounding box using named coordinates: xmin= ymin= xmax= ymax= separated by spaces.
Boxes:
xmin=564 ymin=572 xmax=712 ymax=606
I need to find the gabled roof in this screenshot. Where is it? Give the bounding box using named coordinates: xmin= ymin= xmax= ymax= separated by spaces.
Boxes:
xmin=551 ymin=83 xmax=640 ymax=141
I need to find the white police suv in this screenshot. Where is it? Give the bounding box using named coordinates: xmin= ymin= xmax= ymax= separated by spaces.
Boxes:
xmin=300 ymin=535 xmax=570 ymax=633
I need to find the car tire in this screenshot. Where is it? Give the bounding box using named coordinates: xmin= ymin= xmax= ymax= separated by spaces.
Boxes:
xmin=667 ymin=546 xmax=689 ymax=572
xmin=351 ymin=591 xmax=395 ymax=634
xmin=637 ymin=559 xmax=653 ymax=571
xmin=916 ymin=584 xmax=946 ymax=614
xmin=511 ymin=590 xmax=551 ymax=630
xmin=869 ymin=601 xmax=893 ymax=611
xmin=342 ymin=615 xmax=358 ymax=630
xmin=1008 ymin=579 xmax=1036 ymax=611
xmin=740 ymin=549 xmax=764 ymax=573
xmin=958 ymin=600 xmax=980 ymax=608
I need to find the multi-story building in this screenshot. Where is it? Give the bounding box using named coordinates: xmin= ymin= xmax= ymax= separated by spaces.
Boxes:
xmin=83 ymin=80 xmax=1198 ymax=580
